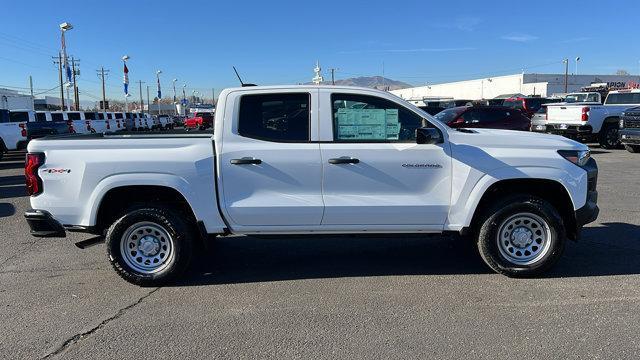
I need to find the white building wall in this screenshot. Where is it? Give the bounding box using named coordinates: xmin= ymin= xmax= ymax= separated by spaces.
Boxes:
xmin=392 ymin=73 xmax=640 ymax=102
xmin=0 ymin=88 xmax=33 ymax=110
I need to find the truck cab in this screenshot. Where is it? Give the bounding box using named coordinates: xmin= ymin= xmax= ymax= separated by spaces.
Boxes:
xmin=0 ymin=108 xmax=28 ymax=158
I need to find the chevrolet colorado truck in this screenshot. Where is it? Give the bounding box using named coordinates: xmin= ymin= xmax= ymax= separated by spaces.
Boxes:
xmin=24 ymin=85 xmax=599 ymax=285
xmin=538 ymin=89 xmax=640 ymax=148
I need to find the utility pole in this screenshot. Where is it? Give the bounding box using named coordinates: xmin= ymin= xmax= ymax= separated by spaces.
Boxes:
xmin=328 ymin=68 xmax=337 ymax=85
xmin=138 ymin=80 xmax=145 ymax=113
xmin=71 ymin=57 xmax=80 ymax=110
xmin=53 ymin=53 xmax=65 ymax=110
xmin=96 ymin=67 xmax=109 ymax=111
xmin=563 ymin=58 xmax=569 ymax=93
xmin=146 ymin=86 xmax=150 ymax=115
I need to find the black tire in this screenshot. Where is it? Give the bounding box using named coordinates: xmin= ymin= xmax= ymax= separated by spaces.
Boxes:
xmin=625 ymin=145 xmax=640 ymax=153
xmin=476 ymin=195 xmax=566 ymax=277
xmin=598 ymin=123 xmax=620 ymax=149
xmin=105 ymin=206 xmax=195 ymax=286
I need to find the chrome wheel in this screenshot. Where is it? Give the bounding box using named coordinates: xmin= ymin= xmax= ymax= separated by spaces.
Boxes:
xmin=120 ymin=222 xmax=174 ymax=274
xmin=496 ymin=213 xmax=552 ymax=265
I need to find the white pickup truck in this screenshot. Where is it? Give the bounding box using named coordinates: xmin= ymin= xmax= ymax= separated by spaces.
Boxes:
xmin=24 ymin=85 xmax=599 ymax=286
xmin=0 ymin=109 xmax=28 ymax=159
xmin=537 ymin=89 xmax=640 ymax=148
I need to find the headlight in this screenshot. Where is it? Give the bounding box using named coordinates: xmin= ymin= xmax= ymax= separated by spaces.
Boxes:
xmin=558 ymin=149 xmax=590 ymax=167
xmin=619 ymin=118 xmax=625 ymax=129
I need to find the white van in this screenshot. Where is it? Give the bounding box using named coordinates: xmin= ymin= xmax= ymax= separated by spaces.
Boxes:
xmin=0 ymin=109 xmax=28 ymax=158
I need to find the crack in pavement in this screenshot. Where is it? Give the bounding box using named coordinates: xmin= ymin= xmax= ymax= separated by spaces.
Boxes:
xmin=40 ymin=287 xmax=160 ymax=359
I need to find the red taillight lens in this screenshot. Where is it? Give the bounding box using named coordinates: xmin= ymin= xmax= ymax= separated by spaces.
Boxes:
xmin=67 ymin=120 xmax=75 ymax=133
xmin=117 ymin=120 xmax=121 ymax=128
xmin=581 ymin=107 xmax=590 ymax=121
xmin=25 ymin=153 xmax=45 ymax=196
xmin=86 ymin=120 xmax=91 ymax=131
xmin=106 ymin=121 xmax=111 ymax=129
xmin=19 ymin=123 xmax=27 ymax=137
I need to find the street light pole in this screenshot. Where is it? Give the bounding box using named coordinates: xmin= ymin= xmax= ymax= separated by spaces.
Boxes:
xmin=575 ymin=57 xmax=581 ymax=76
xmin=563 ymin=58 xmax=569 ymax=93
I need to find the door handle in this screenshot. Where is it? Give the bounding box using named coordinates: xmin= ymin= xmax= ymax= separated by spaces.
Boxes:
xmin=230 ymin=157 xmax=262 ymax=165
xmin=328 ymin=157 xmax=360 ymax=164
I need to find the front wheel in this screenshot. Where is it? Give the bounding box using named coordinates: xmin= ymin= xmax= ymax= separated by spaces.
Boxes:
xmin=476 ymin=195 xmax=566 ymax=277
xmin=105 ymin=206 xmax=195 ymax=286
xmin=625 ymin=145 xmax=640 ymax=153
xmin=598 ymin=123 xmax=620 ymax=149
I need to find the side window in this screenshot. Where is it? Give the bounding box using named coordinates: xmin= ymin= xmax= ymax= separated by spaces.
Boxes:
xmin=462 ymin=109 xmax=496 ymax=123
xmin=0 ymin=110 xmax=8 ymax=123
xmin=36 ymin=113 xmax=47 ymax=122
xmin=115 ymin=113 xmax=123 ymax=119
xmin=238 ymin=93 xmax=310 ymax=142
xmin=331 ymin=93 xmax=426 ymax=142
xmin=51 ymin=113 xmax=63 ymax=121
xmin=84 ymin=112 xmax=97 ymax=120
xmin=68 ymin=113 xmax=81 ymax=120
xmin=9 ymin=112 xmax=29 ymax=122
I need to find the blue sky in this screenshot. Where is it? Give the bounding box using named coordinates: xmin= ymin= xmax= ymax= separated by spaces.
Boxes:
xmin=1 ymin=0 xmax=639 ymax=102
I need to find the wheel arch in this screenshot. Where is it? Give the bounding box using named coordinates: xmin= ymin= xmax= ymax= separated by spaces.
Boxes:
xmin=466 ymin=178 xmax=578 ymax=240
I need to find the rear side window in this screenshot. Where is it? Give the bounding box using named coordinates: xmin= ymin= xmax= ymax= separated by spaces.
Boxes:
xmin=331 ymin=93 xmax=427 ymax=142
xmin=51 ymin=113 xmax=64 ymax=121
xmin=67 ymin=112 xmax=81 ymax=120
xmin=238 ymin=93 xmax=310 ymax=142
xmin=606 ymin=92 xmax=640 ymax=105
xmin=115 ymin=113 xmax=123 ymax=119
xmin=0 ymin=110 xmax=8 ymax=123
xmin=462 ymin=109 xmax=496 ymax=123
xmin=97 ymin=113 xmax=105 ymax=120
xmin=84 ymin=112 xmax=97 ymax=120
xmin=36 ymin=113 xmax=47 ymax=122
xmin=9 ymin=112 xmax=29 ymax=122
xmin=525 ymin=98 xmax=544 ymax=112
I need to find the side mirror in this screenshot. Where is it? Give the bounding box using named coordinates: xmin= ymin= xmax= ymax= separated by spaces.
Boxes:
xmin=416 ymin=127 xmax=443 ymax=145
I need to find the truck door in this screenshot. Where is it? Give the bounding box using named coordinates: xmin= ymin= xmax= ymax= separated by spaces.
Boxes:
xmin=218 ymin=91 xmax=323 ymax=228
xmin=318 ymin=90 xmax=451 ymax=229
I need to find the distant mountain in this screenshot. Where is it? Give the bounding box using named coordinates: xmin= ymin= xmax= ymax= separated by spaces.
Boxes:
xmin=306 ymin=76 xmax=412 ymax=90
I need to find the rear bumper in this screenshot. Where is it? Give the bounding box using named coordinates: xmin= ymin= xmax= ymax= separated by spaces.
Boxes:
xmin=24 ymin=210 xmax=66 ymax=237
xmin=532 ymin=124 xmax=595 ymax=141
xmin=620 ymin=129 xmax=640 ymax=145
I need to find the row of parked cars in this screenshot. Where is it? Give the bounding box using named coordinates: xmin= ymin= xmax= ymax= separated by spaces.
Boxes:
xmin=416 ymin=87 xmax=640 ymax=153
xmin=0 ymin=110 xmax=177 ymax=160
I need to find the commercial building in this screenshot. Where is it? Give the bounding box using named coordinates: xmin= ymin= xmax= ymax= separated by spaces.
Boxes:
xmin=391 ymin=73 xmax=640 ymax=105
xmin=0 ymin=88 xmax=34 ymax=110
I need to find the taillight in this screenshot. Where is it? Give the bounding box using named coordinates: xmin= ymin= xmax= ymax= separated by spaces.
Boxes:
xmin=66 ymin=120 xmax=76 ymax=134
xmin=106 ymin=121 xmax=111 ymax=130
xmin=25 ymin=153 xmax=45 ymax=196
xmin=86 ymin=120 xmax=91 ymax=131
xmin=19 ymin=123 xmax=27 ymax=137
xmin=581 ymin=107 xmax=590 ymax=121
xmin=117 ymin=120 xmax=121 ymax=128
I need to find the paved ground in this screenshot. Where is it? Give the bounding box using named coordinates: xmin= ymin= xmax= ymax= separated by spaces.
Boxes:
xmin=1 ymin=148 xmax=639 ymax=359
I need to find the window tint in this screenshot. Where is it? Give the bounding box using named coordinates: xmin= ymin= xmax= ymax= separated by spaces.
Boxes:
xmin=238 ymin=93 xmax=310 ymax=142
xmin=434 ymin=107 xmax=465 ymax=124
xmin=526 ymin=98 xmax=544 ymax=111
xmin=461 ymin=109 xmax=495 ymax=123
xmin=51 ymin=113 xmax=64 ymax=121
xmin=9 ymin=112 xmax=29 ymax=122
xmin=606 ymin=92 xmax=640 ymax=105
xmin=503 ymin=99 xmax=524 ymax=109
xmin=67 ymin=112 xmax=81 ymax=120
xmin=0 ymin=110 xmax=8 ymax=123
xmin=332 ymin=93 xmax=427 ymax=141
xmin=97 ymin=113 xmax=105 ymax=120
xmin=36 ymin=112 xmax=47 ymax=122
xmin=84 ymin=112 xmax=97 ymax=120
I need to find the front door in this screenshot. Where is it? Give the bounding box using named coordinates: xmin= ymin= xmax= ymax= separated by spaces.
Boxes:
xmin=219 ymin=91 xmax=324 ymax=228
xmin=319 ymin=91 xmax=451 ymax=229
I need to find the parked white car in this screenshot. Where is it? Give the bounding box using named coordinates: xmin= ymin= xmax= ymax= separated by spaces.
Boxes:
xmin=0 ymin=109 xmax=28 ymax=159
xmin=24 ymin=85 xmax=599 ymax=285
xmin=538 ymin=89 xmax=640 ymax=148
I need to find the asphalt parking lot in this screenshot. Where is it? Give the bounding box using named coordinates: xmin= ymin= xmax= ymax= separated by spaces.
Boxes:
xmin=1 ymin=148 xmax=639 ymax=359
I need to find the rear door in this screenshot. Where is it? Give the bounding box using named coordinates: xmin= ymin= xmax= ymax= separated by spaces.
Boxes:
xmin=218 ymin=90 xmax=324 ymax=229
xmin=318 ymin=89 xmax=451 ymax=229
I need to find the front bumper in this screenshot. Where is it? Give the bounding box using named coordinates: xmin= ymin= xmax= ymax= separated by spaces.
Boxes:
xmin=619 ymin=129 xmax=640 ymax=145
xmin=24 ymin=210 xmax=66 ymax=237
xmin=574 ymin=157 xmax=599 ymax=232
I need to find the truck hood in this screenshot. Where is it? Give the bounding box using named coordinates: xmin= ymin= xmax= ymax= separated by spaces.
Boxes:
xmin=446 ymin=128 xmax=587 ymax=151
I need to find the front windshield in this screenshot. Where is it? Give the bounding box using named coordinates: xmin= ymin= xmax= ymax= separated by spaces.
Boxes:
xmin=565 ymin=94 xmax=587 ymax=103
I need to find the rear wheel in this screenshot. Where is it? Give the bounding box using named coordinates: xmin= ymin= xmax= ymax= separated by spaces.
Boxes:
xmin=105 ymin=206 xmax=195 ymax=286
xmin=625 ymin=145 xmax=640 ymax=153
xmin=476 ymin=195 xmax=566 ymax=277
xmin=598 ymin=123 xmax=620 ymax=149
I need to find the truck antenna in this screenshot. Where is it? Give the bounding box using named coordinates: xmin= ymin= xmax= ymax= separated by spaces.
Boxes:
xmin=232 ymin=66 xmax=256 ymax=87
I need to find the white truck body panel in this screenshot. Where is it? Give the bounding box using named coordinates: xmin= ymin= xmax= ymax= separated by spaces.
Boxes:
xmin=28 ymin=85 xmax=590 ymax=236
xmin=0 ymin=114 xmax=27 ymax=151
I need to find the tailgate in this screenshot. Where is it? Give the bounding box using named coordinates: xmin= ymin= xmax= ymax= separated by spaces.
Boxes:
xmin=547 ymin=105 xmax=585 ymax=124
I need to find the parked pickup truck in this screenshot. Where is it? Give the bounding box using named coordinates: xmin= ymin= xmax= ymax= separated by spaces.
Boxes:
xmin=537 ymin=89 xmax=640 ymax=148
xmin=0 ymin=109 xmax=28 ymax=160
xmin=24 ymin=85 xmax=599 ymax=286
xmin=185 ymin=112 xmax=214 ymax=130
xmin=619 ymin=106 xmax=640 ymax=153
